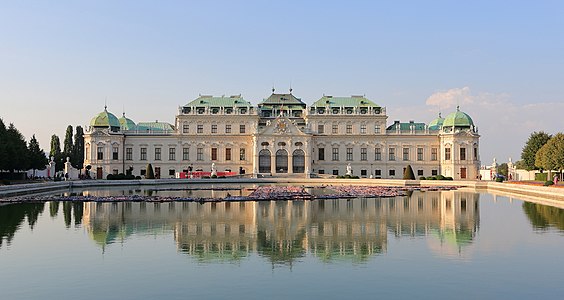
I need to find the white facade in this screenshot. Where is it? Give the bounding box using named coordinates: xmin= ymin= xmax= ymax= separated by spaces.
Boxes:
xmin=84 ymin=93 xmax=480 ymax=180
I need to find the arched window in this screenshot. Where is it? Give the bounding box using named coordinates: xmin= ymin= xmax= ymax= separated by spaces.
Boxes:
xmin=292 ymin=149 xmax=305 ymax=173
xmin=275 ymin=149 xmax=288 ymax=173
xmin=259 ymin=149 xmax=271 ymax=173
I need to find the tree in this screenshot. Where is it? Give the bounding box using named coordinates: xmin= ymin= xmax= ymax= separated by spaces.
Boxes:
xmin=63 ymin=125 xmax=74 ymax=160
xmin=535 ymin=133 xmax=564 ymax=180
xmin=28 ymin=135 xmax=48 ymax=177
xmin=145 ymin=163 xmax=155 ymax=179
xmin=50 ymin=135 xmax=64 ymax=171
xmin=5 ymin=123 xmax=29 ymax=173
xmin=521 ymin=131 xmax=551 ymax=171
xmin=403 ymin=165 xmax=415 ymax=180
xmin=497 ymin=163 xmax=508 ymax=177
xmin=72 ymin=126 xmax=84 ymax=170
xmin=0 ymin=118 xmax=7 ymax=171
xmin=514 ymin=160 xmax=527 ymax=170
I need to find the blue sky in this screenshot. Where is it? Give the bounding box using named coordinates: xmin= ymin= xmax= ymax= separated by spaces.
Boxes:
xmin=1 ymin=1 xmax=563 ymax=164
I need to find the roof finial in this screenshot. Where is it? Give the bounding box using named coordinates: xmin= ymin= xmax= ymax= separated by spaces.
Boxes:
xmin=272 ymin=85 xmax=275 ymax=93
xmin=104 ymin=97 xmax=108 ymax=111
xmin=456 ymin=105 xmax=460 ymax=111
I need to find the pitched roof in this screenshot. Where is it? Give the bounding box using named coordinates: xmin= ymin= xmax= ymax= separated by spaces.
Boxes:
xmin=136 ymin=122 xmax=174 ymax=131
xmin=259 ymin=93 xmax=306 ymax=107
xmin=312 ymin=95 xmax=380 ymax=108
xmin=386 ymin=121 xmax=426 ymax=131
xmin=184 ymin=95 xmax=252 ymax=108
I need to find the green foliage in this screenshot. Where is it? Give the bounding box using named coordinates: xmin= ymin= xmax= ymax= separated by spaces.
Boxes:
xmin=5 ymin=123 xmax=30 ymax=172
xmin=145 ymin=163 xmax=155 ymax=179
xmin=445 ymin=177 xmax=453 ymax=180
xmin=495 ymin=177 xmax=505 ymax=182
xmin=107 ymin=173 xmax=136 ymax=180
xmin=535 ymin=173 xmax=548 ymax=181
xmin=419 ymin=176 xmax=426 ymax=180
xmin=28 ymin=135 xmax=48 ymax=174
xmin=0 ymin=118 xmax=7 ymax=171
xmin=403 ymin=165 xmax=415 ymax=180
xmin=521 ymin=131 xmax=551 ymax=170
xmin=49 ymin=135 xmax=64 ymax=171
xmin=426 ymin=176 xmax=436 ymax=180
xmin=211 ymin=174 xmax=217 ymax=178
xmin=436 ymin=175 xmax=445 ymax=180
xmin=497 ymin=163 xmax=508 ymax=177
xmin=72 ymin=126 xmax=84 ymax=170
xmin=515 ymin=160 xmax=527 ymax=170
xmin=63 ymin=125 xmax=74 ymax=159
xmin=535 ymin=133 xmax=564 ymax=174
xmin=544 ymin=181 xmax=554 ymax=186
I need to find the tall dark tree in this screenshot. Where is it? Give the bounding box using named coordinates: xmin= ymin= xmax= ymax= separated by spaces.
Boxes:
xmin=27 ymin=135 xmax=48 ymax=177
xmin=146 ymin=163 xmax=155 ymax=179
xmin=72 ymin=126 xmax=85 ymax=170
xmin=497 ymin=163 xmax=508 ymax=177
xmin=5 ymin=123 xmax=29 ymax=173
xmin=403 ymin=165 xmax=415 ymax=180
xmin=535 ymin=133 xmax=564 ymax=179
xmin=0 ymin=118 xmax=7 ymax=171
xmin=63 ymin=125 xmax=74 ymax=160
xmin=521 ymin=131 xmax=552 ymax=171
xmin=49 ymin=134 xmax=64 ymax=171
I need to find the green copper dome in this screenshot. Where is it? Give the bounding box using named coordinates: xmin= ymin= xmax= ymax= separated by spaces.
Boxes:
xmin=442 ymin=106 xmax=474 ymax=128
xmin=119 ymin=113 xmax=136 ymax=130
xmin=90 ymin=107 xmax=120 ymax=129
xmin=428 ymin=113 xmax=445 ymax=130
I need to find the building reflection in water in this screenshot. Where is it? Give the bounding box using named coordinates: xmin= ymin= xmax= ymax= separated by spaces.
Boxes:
xmin=81 ymin=190 xmax=480 ymax=263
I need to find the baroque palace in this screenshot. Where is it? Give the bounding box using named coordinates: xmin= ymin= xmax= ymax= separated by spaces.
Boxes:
xmin=84 ymin=90 xmax=480 ymax=180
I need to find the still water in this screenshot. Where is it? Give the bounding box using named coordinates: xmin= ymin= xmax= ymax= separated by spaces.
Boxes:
xmin=1 ymin=187 xmax=563 ymax=299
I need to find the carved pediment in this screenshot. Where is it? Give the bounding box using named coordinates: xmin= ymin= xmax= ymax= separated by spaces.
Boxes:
xmin=259 ymin=116 xmax=310 ymax=137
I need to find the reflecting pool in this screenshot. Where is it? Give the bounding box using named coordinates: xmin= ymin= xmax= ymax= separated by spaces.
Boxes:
xmin=1 ymin=188 xmax=563 ymax=299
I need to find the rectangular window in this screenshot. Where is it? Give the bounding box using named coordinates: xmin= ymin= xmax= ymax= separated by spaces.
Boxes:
xmin=155 ymin=148 xmax=161 ymax=161
xmin=431 ymin=148 xmax=438 ymax=161
xmin=182 ymin=148 xmax=189 ymax=161
xmin=197 ymin=125 xmax=203 ymax=133
xmin=474 ymin=147 xmax=478 ymax=160
xmin=318 ymin=124 xmax=324 ymax=134
xmin=417 ymin=170 xmax=424 ymax=176
xmin=403 ymin=148 xmax=409 ymax=161
xmin=346 ymin=148 xmax=353 ymax=161
xmin=169 ymin=148 xmax=176 ymax=161
xmin=225 ymin=148 xmax=231 ymax=161
xmin=460 ymin=148 xmax=466 ymax=160
xmin=389 ymin=148 xmax=395 ymax=161
xmin=361 ymin=169 xmax=367 ymax=176
xmin=169 ymin=169 xmax=175 ymax=176
xmin=140 ymin=147 xmax=147 ymax=161
xmin=432 ymin=170 xmax=438 ymax=176
xmin=360 ymin=148 xmax=367 ymax=161
xmin=318 ymin=148 xmax=325 ymax=161
xmin=374 ymin=124 xmax=381 ymax=134
xmin=112 ymin=147 xmax=119 ymax=160
xmin=225 ymin=124 xmax=231 ymax=133
xmin=375 ymin=147 xmax=381 ymax=161
xmin=211 ymin=148 xmax=218 ymax=161
xmin=239 ymin=148 xmax=245 ymax=161
xmin=374 ymin=169 xmax=381 ymax=176
xmin=211 ymin=124 xmax=217 ymax=134
xmin=346 ymin=124 xmax=352 ymax=134
xmin=239 ymin=124 xmax=245 ymax=133
xmin=182 ymin=124 xmax=189 ymax=133
xmin=126 ymin=147 xmax=132 ymax=161
xmin=97 ymin=147 xmax=104 ymax=160
xmin=445 ymin=148 xmax=451 ymax=161
xmin=332 ymin=124 xmax=338 ymax=134
xmin=417 ymin=147 xmax=423 ymax=161
xmin=332 ymin=148 xmax=339 ymax=161
xmin=318 ymin=169 xmax=325 ymax=174
xmin=360 ymin=124 xmax=366 ymax=134
xmin=389 ymin=169 xmax=396 ymax=176
xmin=197 ymin=148 xmax=203 ymax=161
xmin=333 ymin=169 xmax=339 ymax=175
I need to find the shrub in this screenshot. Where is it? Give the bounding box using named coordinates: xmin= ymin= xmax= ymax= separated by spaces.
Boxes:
xmin=202 ymin=176 xmax=210 ymax=179
xmin=535 ymin=173 xmax=548 ymax=182
xmin=218 ymin=176 xmax=226 ymax=178
xmin=403 ymin=165 xmax=415 ymax=180
xmin=495 ymin=177 xmax=504 ymax=182
xmin=426 ymin=176 xmax=436 ymax=180
xmin=436 ymin=175 xmax=445 ymax=180
xmin=135 ymin=176 xmax=142 ymax=180
xmin=419 ymin=176 xmax=426 ymax=180
xmin=211 ymin=174 xmax=217 ymax=178
xmin=544 ymin=181 xmax=555 ymax=186
xmin=145 ymin=164 xmax=155 ymax=179
xmin=106 ymin=174 xmax=114 ymax=180
xmin=445 ymin=177 xmax=453 ymax=181
xmin=1 ymin=179 xmax=10 ymax=185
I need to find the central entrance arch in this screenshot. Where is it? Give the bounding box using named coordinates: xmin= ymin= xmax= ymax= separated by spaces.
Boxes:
xmin=292 ymin=149 xmax=305 ymax=173
xmin=259 ymin=149 xmax=271 ymax=173
xmin=275 ymin=149 xmax=288 ymax=173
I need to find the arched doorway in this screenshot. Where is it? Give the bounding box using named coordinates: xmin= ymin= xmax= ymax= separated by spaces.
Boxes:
xmin=292 ymin=149 xmax=305 ymax=173
xmin=259 ymin=149 xmax=271 ymax=173
xmin=275 ymin=149 xmax=288 ymax=173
